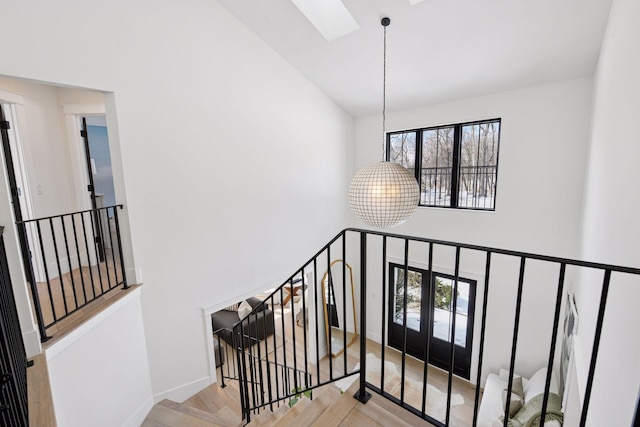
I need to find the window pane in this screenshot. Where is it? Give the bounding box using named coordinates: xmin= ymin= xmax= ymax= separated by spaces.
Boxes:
xmin=458 ymin=121 xmax=500 ymax=209
xmin=433 ymin=276 xmax=469 ymax=347
xmin=389 ymin=132 xmax=416 ymax=176
xmin=393 ymin=268 xmax=422 ymax=332
xmin=421 ymin=127 xmax=454 ymax=206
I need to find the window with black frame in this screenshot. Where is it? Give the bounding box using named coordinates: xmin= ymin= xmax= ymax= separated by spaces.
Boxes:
xmin=387 ymin=119 xmax=501 ymax=210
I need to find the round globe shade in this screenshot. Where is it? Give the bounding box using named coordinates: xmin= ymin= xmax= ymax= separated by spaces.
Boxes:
xmin=349 ymin=161 xmax=420 ymax=228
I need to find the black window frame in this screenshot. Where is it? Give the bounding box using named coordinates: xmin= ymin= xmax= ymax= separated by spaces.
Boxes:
xmin=386 ymin=118 xmax=502 ymax=211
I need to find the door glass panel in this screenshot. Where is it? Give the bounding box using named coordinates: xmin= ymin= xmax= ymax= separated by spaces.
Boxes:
xmin=432 ymin=276 xmax=469 ymax=347
xmin=86 ymin=123 xmax=116 ymax=212
xmin=393 ymin=267 xmax=422 ymax=332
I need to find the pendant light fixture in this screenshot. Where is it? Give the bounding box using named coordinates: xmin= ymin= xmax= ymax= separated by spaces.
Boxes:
xmin=349 ymin=17 xmax=419 ymax=228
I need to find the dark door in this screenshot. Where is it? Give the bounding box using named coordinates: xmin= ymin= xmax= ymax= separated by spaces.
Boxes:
xmin=387 ymin=265 xmax=429 ymax=358
xmin=388 ymin=263 xmax=476 ymax=379
xmin=80 ymin=117 xmax=105 ymax=262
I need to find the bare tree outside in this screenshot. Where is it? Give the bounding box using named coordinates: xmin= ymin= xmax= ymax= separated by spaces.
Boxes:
xmin=421 ymin=127 xmax=454 ymax=206
xmin=387 ymin=119 xmax=500 ymax=210
xmin=458 ymin=122 xmax=499 ymax=208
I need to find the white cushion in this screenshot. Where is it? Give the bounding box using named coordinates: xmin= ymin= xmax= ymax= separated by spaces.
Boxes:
xmin=502 ymin=389 xmax=523 ymax=417
xmin=523 ymin=368 xmax=558 ymax=403
xmin=237 ymin=300 xmax=252 ymax=320
xmin=499 ymin=368 xmax=522 ymax=382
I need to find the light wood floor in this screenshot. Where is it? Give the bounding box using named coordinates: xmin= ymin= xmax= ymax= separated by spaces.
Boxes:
xmin=33 ymin=252 xmax=124 ymax=328
xmin=27 ymin=354 xmax=56 ymax=427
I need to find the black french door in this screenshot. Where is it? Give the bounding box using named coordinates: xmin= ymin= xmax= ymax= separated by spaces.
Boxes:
xmin=387 ymin=263 xmax=476 ymax=379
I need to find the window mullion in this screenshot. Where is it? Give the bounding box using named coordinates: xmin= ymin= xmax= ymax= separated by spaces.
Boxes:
xmin=451 ymin=125 xmax=462 ymax=208
xmin=414 ymin=130 xmax=422 ymax=203
xmin=385 ymin=132 xmax=391 ymax=161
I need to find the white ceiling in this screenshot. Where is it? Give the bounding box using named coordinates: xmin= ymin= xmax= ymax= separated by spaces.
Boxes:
xmin=217 ymin=0 xmax=613 ymax=117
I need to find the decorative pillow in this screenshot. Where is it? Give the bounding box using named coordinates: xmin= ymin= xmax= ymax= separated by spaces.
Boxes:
xmin=523 ymin=368 xmax=559 ymax=403
xmin=238 ymin=300 xmax=252 ymax=320
xmin=499 ymin=369 xmax=524 ymax=397
xmin=225 ymin=303 xmax=240 ymax=312
xmin=499 ymin=368 xmax=522 ymax=382
xmin=497 ymin=415 xmax=523 ymax=427
xmin=502 ymin=389 xmax=524 ymax=417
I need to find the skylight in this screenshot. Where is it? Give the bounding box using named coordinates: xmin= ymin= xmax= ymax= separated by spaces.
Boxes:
xmin=290 ymin=0 xmax=359 ymax=41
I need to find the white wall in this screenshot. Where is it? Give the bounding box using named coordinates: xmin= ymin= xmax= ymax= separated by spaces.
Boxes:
xmin=0 ymin=78 xmax=91 ymax=356
xmin=46 ymin=288 xmax=153 ymax=427
xmin=575 ymin=0 xmax=640 ymax=425
xmin=0 ymin=0 xmax=352 ymax=403
xmin=355 ymin=78 xmax=592 ymax=257
xmin=0 ymin=77 xmax=80 ymax=217
xmin=354 ymin=78 xmax=594 ymax=383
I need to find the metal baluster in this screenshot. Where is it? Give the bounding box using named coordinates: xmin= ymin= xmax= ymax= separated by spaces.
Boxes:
xmin=113 ymin=206 xmax=128 ymax=287
xmin=35 ymin=221 xmax=55 ymax=331
xmin=271 ymin=294 xmax=281 ymax=403
xmin=381 ymin=235 xmax=387 ymax=394
xmin=50 ymin=218 xmax=69 ymax=316
xmin=539 ymin=263 xmax=566 ymax=427
xmin=313 ymin=257 xmax=321 ymax=384
xmin=301 ymin=265 xmax=309 ymax=390
xmin=354 ymin=231 xmax=371 ymax=403
xmin=262 ymin=301 xmax=273 ymax=411
xmin=400 ymin=239 xmax=409 ymax=404
xmin=80 ymin=212 xmax=97 ymax=300
xmin=446 ymin=247 xmax=461 ymax=426
xmin=60 ymin=216 xmax=79 ymax=310
xmin=421 ymin=242 xmax=435 ymax=416
xmin=88 ymin=213 xmax=105 ymax=294
xmin=342 ymin=235 xmax=347 ymax=376
xmin=472 ymin=251 xmax=492 ymax=426
xmin=503 ymin=257 xmax=527 ymax=427
xmin=289 ymin=280 xmax=299 ymax=393
xmin=579 ymin=270 xmax=612 ymax=426
xmin=70 ymin=213 xmax=88 ymax=305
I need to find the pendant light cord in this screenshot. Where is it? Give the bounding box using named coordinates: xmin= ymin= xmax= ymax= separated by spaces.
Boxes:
xmin=382 ymin=19 xmax=388 ymax=161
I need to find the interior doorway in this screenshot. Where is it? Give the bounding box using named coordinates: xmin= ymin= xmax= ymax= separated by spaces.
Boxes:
xmin=0 ymin=100 xmax=44 ymax=283
xmin=79 ymin=115 xmax=116 ymax=262
xmin=82 ymin=115 xmax=116 ymax=209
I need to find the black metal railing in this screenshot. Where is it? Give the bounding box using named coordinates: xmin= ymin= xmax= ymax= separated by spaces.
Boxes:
xmin=0 ymin=227 xmax=29 ymax=427
xmin=16 ymin=205 xmax=127 ymax=341
xmin=214 ymin=326 xmax=312 ymax=410
xmin=233 ymin=228 xmax=640 ymax=426
xmin=233 ymin=232 xmax=363 ymax=422
xmin=213 ymin=328 xmax=238 ymax=389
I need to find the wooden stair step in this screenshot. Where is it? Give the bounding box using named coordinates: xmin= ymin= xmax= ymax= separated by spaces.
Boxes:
xmin=309 ymin=383 xmax=360 ymax=427
xmin=246 ymin=403 xmax=290 ymax=426
xmin=274 ymin=386 xmax=338 ymax=426
xmin=154 ymin=400 xmax=243 ymax=427
xmin=183 ymin=383 xmax=240 ymax=416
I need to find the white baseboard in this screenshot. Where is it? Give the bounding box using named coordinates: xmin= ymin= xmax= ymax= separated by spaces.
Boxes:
xmin=366 ymin=329 xmax=382 ymax=345
xmin=121 ymin=396 xmax=154 ymax=427
xmin=127 ymin=267 xmax=143 ymax=285
xmin=23 ymin=327 xmax=42 ymax=358
xmin=153 ymin=376 xmax=212 ymax=404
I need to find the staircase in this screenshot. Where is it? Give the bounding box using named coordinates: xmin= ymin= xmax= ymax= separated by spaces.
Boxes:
xmin=142 ymin=381 xmax=435 ymax=427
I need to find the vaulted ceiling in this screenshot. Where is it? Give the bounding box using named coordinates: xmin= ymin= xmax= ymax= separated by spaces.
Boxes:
xmin=217 ymin=0 xmax=612 ymax=117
